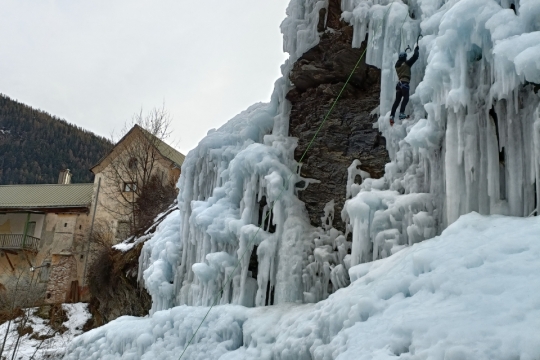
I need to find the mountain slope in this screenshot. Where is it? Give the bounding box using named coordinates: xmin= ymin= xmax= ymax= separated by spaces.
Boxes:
xmin=0 ymin=94 xmax=112 ymax=185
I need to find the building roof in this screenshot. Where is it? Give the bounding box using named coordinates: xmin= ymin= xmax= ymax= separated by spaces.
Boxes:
xmin=143 ymin=129 xmax=186 ymax=168
xmin=91 ymin=125 xmax=185 ymax=173
xmin=0 ymin=183 xmax=94 ymax=210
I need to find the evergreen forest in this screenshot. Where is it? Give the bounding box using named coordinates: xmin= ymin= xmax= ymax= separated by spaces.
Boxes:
xmin=0 ymin=94 xmax=112 ymax=185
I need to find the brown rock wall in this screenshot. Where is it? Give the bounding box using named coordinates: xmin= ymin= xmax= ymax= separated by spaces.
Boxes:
xmin=288 ymin=2 xmax=389 ymax=232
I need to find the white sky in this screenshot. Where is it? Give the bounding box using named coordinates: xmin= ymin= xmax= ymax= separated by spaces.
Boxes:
xmin=0 ymin=0 xmax=290 ymax=154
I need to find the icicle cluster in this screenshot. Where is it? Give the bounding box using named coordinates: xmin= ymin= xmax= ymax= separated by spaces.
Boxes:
xmin=139 ymin=0 xmax=540 ymax=312
xmin=139 ymin=0 xmax=357 ymax=313
xmin=67 ymin=214 xmax=540 ymax=359
xmin=342 ymin=0 xmax=540 ymax=267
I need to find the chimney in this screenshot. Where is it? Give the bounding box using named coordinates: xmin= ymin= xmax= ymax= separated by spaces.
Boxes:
xmin=58 ymin=169 xmax=72 ymax=184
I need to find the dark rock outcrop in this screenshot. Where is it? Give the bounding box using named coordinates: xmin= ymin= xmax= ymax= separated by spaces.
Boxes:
xmin=288 ymin=3 xmax=389 ymax=232
xmin=84 ymin=242 xmax=151 ymax=330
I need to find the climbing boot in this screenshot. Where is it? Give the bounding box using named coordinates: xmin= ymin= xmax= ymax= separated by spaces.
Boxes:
xmin=389 ymin=116 xmax=394 ymax=126
xmin=399 ymin=113 xmax=408 ymax=120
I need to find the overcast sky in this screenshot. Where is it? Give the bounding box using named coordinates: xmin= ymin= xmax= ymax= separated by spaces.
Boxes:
xmin=0 ymin=0 xmax=290 ymax=154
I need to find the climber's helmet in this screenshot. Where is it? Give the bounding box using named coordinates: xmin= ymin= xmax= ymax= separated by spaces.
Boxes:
xmin=398 ymin=52 xmax=407 ymax=61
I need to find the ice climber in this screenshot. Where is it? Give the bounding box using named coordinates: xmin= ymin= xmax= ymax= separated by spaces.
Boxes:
xmin=389 ymin=44 xmax=419 ymax=126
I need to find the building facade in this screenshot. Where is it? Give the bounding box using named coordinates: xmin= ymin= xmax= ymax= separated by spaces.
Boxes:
xmin=90 ymin=125 xmax=184 ymax=240
xmin=0 ymin=174 xmax=94 ymax=303
xmin=0 ymin=126 xmax=185 ymax=304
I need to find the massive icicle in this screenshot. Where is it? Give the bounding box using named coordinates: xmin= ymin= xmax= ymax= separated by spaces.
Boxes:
xmin=64 ymin=0 xmax=540 ymax=357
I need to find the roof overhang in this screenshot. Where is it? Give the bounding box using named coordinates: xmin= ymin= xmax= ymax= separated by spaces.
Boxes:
xmin=0 ymin=206 xmax=90 ymax=214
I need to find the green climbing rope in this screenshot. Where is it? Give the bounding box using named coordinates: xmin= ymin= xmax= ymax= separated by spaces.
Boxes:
xmin=177 ymin=2 xmax=401 ymax=359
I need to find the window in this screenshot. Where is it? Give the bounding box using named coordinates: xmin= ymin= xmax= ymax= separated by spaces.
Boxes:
xmin=128 ymin=157 xmax=138 ymax=170
xmin=123 ymin=182 xmax=137 ymax=192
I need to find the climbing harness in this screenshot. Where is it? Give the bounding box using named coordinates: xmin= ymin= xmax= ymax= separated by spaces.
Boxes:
xmin=397 ymin=81 xmax=410 ymax=91
xmin=177 ymin=2 xmax=402 ymax=359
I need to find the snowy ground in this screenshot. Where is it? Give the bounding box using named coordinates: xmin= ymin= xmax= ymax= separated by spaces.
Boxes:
xmin=64 ymin=213 xmax=540 ymax=359
xmin=0 ymin=303 xmax=91 ymax=360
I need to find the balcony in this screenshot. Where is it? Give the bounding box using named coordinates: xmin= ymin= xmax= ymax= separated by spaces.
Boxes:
xmin=0 ymin=234 xmax=40 ymax=252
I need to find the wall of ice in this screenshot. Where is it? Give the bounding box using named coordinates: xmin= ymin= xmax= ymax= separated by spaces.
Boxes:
xmin=139 ymin=0 xmax=357 ymax=312
xmin=341 ymin=0 xmax=540 ymax=267
xmin=139 ymin=0 xmax=540 ymax=312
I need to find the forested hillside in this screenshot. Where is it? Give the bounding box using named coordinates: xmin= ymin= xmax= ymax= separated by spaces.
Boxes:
xmin=0 ymin=94 xmax=112 ymax=185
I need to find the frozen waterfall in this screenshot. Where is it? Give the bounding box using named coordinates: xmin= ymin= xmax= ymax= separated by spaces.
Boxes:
xmin=139 ymin=0 xmax=540 ymax=312
xmin=342 ymin=0 xmax=540 ymax=267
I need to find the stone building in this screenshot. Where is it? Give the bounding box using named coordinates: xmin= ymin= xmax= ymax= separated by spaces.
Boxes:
xmin=0 ymin=126 xmax=185 ymax=304
xmin=90 ymin=124 xmax=185 ymax=240
xmin=0 ymin=171 xmax=94 ymax=304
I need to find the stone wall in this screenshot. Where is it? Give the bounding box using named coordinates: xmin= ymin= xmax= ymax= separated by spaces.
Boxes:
xmin=46 ymin=254 xmax=77 ymax=304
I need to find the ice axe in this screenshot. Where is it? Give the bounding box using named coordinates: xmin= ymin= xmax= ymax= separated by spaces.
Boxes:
xmin=404 ymin=35 xmax=422 ymax=53
xmin=415 ymin=34 xmax=423 ymax=47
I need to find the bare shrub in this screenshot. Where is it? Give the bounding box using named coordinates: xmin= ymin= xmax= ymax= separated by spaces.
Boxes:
xmin=0 ymin=270 xmax=47 ymax=359
xmin=134 ymin=174 xmax=177 ymax=235
xmin=84 ymin=222 xmax=151 ymax=327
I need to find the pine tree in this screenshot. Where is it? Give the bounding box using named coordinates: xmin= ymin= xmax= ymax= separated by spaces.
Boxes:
xmin=0 ymin=94 xmax=113 ymax=184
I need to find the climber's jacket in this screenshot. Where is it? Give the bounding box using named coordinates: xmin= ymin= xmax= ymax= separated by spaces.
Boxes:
xmin=395 ymin=46 xmax=419 ymax=83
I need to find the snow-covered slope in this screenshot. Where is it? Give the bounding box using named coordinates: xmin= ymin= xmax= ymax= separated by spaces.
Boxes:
xmin=65 ymin=213 xmax=540 ymax=359
xmin=1 ymin=303 xmax=91 ymax=360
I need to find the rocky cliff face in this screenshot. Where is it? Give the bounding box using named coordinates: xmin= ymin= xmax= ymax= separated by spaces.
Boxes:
xmin=288 ymin=1 xmax=389 ymax=232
